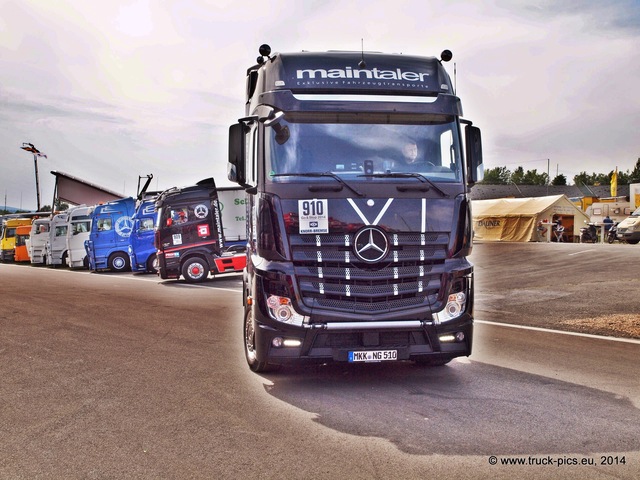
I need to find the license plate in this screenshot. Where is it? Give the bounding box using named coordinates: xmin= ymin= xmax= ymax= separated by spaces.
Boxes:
xmin=348 ymin=350 xmax=398 ymax=363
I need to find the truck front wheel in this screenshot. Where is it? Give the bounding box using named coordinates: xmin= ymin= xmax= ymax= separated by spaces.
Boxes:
xmin=108 ymin=252 xmax=130 ymax=272
xmin=181 ymin=257 xmax=208 ymax=283
xmin=146 ymin=253 xmax=159 ymax=274
xmin=244 ymin=307 xmax=275 ymax=373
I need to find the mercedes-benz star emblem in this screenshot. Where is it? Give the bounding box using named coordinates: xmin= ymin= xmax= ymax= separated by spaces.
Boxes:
xmin=354 ymin=226 xmax=389 ymax=263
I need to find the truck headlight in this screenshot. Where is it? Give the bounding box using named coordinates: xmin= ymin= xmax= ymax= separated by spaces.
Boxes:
xmin=433 ymin=292 xmax=467 ymax=323
xmin=266 ymin=295 xmax=307 ymax=327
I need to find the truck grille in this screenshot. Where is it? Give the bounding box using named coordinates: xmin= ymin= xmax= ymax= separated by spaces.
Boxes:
xmin=290 ymin=232 xmax=448 ymax=314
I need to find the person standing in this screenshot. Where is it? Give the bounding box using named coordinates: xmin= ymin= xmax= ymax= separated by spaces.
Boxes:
xmin=603 ymin=215 xmax=614 ymax=232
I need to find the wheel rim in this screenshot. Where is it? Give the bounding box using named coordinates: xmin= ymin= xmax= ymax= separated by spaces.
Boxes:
xmin=148 ymin=255 xmax=158 ymax=273
xmin=245 ymin=309 xmax=257 ymax=363
xmin=113 ymin=256 xmax=126 ymax=269
xmin=187 ymin=262 xmax=205 ymax=280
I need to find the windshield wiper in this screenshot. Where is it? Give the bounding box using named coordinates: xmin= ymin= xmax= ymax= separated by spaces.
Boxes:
xmin=271 ymin=172 xmax=365 ymax=197
xmin=358 ymin=172 xmax=449 ymax=197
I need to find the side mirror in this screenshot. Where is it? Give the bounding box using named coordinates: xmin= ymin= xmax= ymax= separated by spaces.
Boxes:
xmin=228 ymin=123 xmax=247 ymax=187
xmin=465 ymin=125 xmax=484 ymax=185
xmin=264 ymin=111 xmax=289 ymax=145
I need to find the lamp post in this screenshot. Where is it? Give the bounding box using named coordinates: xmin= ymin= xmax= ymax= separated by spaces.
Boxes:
xmin=20 ymin=142 xmax=47 ymax=212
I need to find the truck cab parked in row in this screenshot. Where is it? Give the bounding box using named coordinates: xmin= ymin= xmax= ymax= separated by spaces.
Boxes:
xmin=14 ymin=225 xmax=31 ymax=262
xmin=28 ymin=218 xmax=51 ymax=264
xmin=154 ymin=178 xmax=246 ymax=283
xmin=1 ymin=218 xmax=32 ymax=262
xmin=129 ymin=197 xmax=159 ymax=273
xmin=228 ymin=46 xmax=483 ymax=372
xmin=45 ymin=212 xmax=70 ymax=267
xmin=216 ymin=187 xmax=247 ymax=248
xmin=66 ymin=205 xmax=93 ymax=268
xmin=85 ymin=197 xmax=135 ymax=272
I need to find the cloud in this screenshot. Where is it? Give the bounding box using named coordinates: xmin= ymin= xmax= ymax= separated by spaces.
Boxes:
xmin=1 ymin=0 xmax=640 ymax=209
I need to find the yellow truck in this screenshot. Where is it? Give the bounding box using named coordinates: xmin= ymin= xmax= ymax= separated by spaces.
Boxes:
xmin=1 ymin=218 xmax=32 ymax=262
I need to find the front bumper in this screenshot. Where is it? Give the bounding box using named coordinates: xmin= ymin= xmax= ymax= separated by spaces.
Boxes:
xmin=1 ymin=249 xmax=15 ymax=262
xmin=617 ymin=229 xmax=640 ymax=242
xmin=252 ymin=310 xmax=473 ymax=366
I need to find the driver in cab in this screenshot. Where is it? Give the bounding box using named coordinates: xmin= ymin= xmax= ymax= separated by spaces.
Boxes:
xmin=398 ymin=140 xmax=428 ymax=172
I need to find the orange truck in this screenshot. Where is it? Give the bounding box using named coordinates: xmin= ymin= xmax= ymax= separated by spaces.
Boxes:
xmin=1 ymin=218 xmax=32 ymax=262
xmin=14 ymin=225 xmax=31 ymax=262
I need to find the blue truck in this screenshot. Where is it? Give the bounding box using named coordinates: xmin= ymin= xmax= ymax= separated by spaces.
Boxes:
xmin=128 ymin=196 xmax=159 ymax=273
xmin=85 ymin=197 xmax=136 ymax=272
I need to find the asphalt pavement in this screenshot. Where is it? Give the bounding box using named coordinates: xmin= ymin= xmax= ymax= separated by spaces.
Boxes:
xmin=0 ymin=242 xmax=639 ymax=479
xmin=471 ymin=241 xmax=640 ymax=338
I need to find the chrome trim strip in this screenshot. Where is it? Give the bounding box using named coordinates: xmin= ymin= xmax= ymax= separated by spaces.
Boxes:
xmin=293 ymin=94 xmax=439 ymax=103
xmin=317 ymin=320 xmax=429 ymax=330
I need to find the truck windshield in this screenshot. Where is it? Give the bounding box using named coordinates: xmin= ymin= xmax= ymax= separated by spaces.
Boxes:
xmin=266 ymin=112 xmax=463 ymax=183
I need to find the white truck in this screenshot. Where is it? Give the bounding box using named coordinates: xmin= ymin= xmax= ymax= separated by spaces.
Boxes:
xmin=45 ymin=212 xmax=70 ymax=267
xmin=28 ymin=218 xmax=51 ymax=264
xmin=216 ymin=187 xmax=246 ymax=248
xmin=66 ymin=205 xmax=94 ymax=268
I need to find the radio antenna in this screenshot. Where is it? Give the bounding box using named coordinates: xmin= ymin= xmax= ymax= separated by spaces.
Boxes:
xmin=358 ymin=38 xmax=366 ymax=69
xmin=454 ymin=62 xmax=457 ymax=94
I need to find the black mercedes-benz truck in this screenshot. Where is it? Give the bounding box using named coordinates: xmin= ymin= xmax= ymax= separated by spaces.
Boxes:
xmin=154 ymin=178 xmax=226 ymax=283
xmin=228 ymin=45 xmax=483 ymax=372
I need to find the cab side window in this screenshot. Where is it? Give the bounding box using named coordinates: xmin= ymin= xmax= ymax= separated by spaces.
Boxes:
xmin=98 ymin=218 xmax=112 ymax=231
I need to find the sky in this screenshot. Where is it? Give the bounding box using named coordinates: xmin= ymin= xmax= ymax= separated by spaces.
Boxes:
xmin=1 ymin=0 xmax=640 ymax=210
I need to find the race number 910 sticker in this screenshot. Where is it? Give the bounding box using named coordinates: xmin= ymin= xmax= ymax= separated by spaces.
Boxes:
xmin=298 ymin=199 xmax=328 ymax=234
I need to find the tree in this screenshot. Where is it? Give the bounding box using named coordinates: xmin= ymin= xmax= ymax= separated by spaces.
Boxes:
xmin=629 ymin=158 xmax=640 ymax=184
xmin=511 ymin=166 xmax=525 ymax=185
xmin=574 ymin=171 xmax=591 ymax=186
xmin=574 ymin=171 xmax=609 ymax=186
xmin=481 ymin=160 xmax=640 ymax=187
xmin=552 ymin=174 xmax=567 ymax=185
xmin=522 ymin=168 xmax=548 ymax=185
xmin=480 ymin=166 xmax=511 ymax=184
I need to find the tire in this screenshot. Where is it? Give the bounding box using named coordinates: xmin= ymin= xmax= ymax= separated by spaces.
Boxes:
xmin=627 ymin=239 xmax=639 ymax=245
xmin=146 ymin=253 xmax=159 ymax=274
xmin=108 ymin=252 xmax=130 ymax=272
xmin=244 ymin=306 xmax=275 ymax=373
xmin=181 ymin=257 xmax=208 ymax=283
